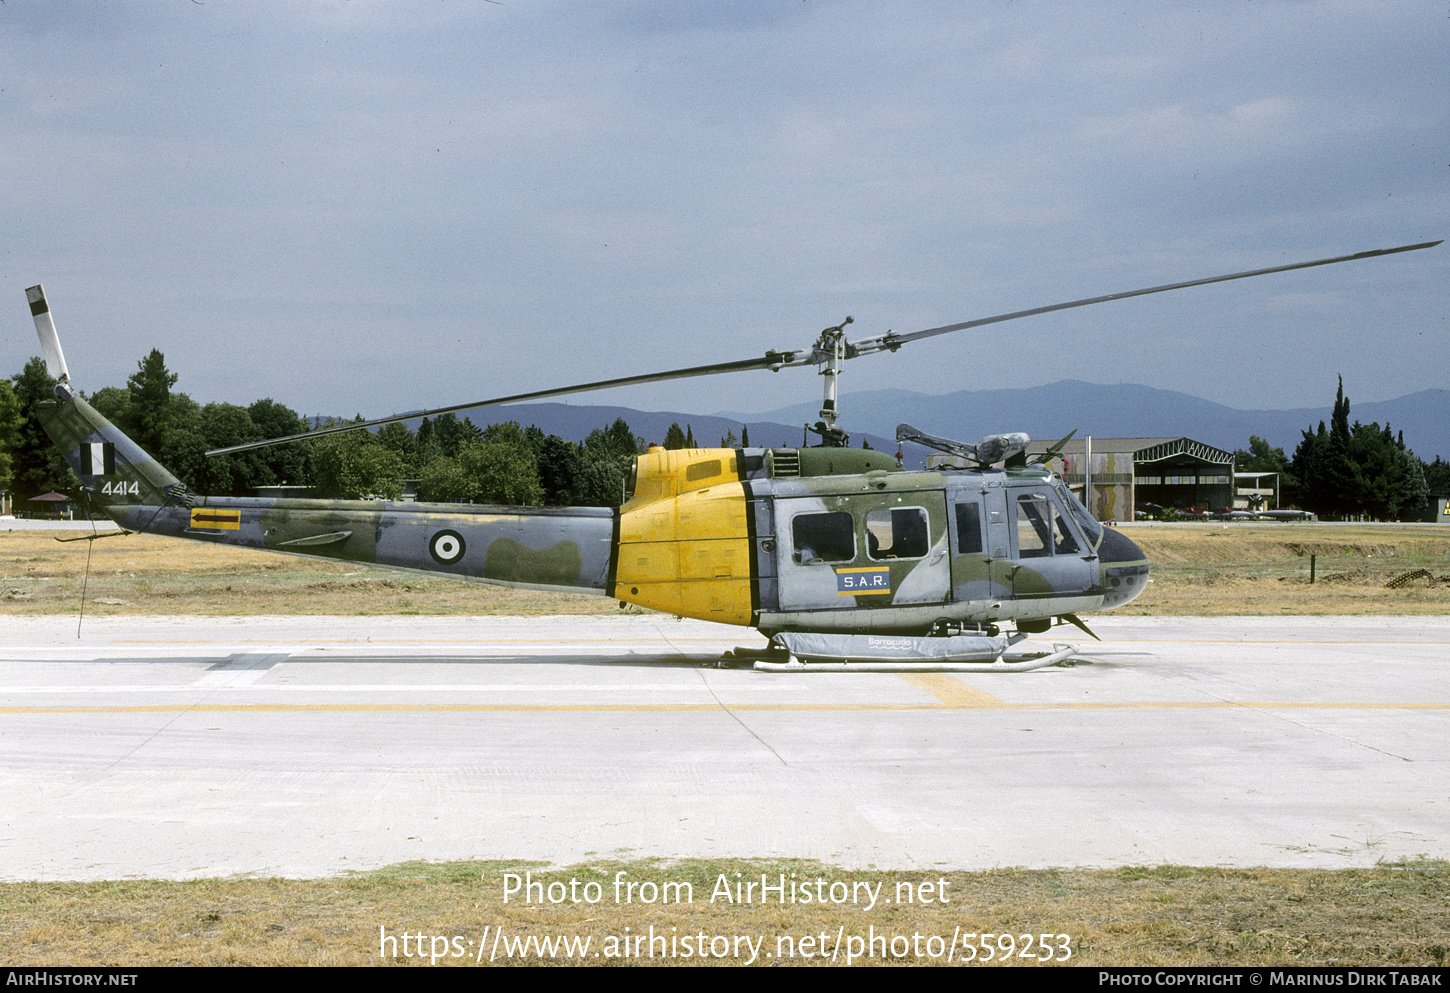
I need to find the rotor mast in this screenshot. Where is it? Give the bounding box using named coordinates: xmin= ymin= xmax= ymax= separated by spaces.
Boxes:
xmin=813 ymin=316 xmax=852 ymax=447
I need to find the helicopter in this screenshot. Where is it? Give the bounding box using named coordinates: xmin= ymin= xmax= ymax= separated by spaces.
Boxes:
xmin=23 ymin=239 xmax=1440 ymax=671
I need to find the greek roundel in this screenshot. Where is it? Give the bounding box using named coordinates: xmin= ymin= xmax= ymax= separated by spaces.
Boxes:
xmin=429 ymin=529 xmax=466 ymax=565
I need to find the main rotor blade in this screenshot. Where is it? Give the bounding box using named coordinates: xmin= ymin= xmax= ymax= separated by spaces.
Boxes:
xmin=206 ymin=351 xmax=802 ymax=456
xmin=869 ymin=240 xmax=1443 ymax=351
xmin=206 ymin=238 xmax=1440 ymax=458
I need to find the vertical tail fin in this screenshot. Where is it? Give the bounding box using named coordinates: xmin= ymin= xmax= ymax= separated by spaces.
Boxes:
xmin=34 ymin=395 xmax=188 ymax=511
xmin=23 ymin=286 xmax=189 ymax=522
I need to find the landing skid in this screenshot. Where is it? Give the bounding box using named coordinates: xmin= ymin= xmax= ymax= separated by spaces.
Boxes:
xmin=721 ymin=631 xmax=1078 ymax=672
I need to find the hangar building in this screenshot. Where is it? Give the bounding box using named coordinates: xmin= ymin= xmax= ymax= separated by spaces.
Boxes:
xmin=1025 ymin=437 xmax=1236 ymax=521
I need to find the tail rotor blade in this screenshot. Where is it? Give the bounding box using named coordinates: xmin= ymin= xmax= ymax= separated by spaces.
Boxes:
xmin=25 ymin=285 xmax=71 ymax=385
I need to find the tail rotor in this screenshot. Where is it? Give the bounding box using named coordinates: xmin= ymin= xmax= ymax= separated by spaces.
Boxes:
xmin=25 ymin=285 xmax=72 ymax=395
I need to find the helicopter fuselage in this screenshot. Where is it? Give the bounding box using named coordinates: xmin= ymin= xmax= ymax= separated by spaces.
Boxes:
xmin=39 ymin=389 xmax=1148 ymax=637
xmin=28 ymin=239 xmax=1439 ymax=641
xmin=614 ymin=445 xmax=1149 ymax=635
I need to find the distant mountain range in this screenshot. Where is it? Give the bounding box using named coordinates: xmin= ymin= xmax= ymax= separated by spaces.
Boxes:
xmin=718 ymin=381 xmax=1450 ymax=462
xmin=441 ymin=382 xmax=1448 ymax=464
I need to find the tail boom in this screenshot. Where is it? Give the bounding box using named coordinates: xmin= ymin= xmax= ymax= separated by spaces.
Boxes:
xmin=123 ymin=496 xmax=617 ymax=594
xmin=34 ymin=392 xmax=615 ymax=595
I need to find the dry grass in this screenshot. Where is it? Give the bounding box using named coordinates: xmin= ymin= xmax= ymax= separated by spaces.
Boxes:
xmin=0 ymin=529 xmax=626 ymax=617
xmin=2 ymin=859 xmax=1446 ymax=966
xmin=4 ymin=523 xmax=1448 ymax=617
xmin=1117 ymin=523 xmax=1450 ymax=616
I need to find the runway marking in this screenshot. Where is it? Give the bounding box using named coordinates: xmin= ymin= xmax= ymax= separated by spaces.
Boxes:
xmin=4 ymin=701 xmax=1448 ymax=714
xmin=89 ymin=635 xmax=1450 ymax=647
xmin=103 ymin=638 xmax=770 ymax=645
xmin=898 ymin=674 xmax=1005 ymax=706
xmin=206 ymin=653 xmax=289 ymax=670
xmin=196 ymin=653 xmax=290 ymax=687
xmin=0 ymin=684 xmax=812 ymax=694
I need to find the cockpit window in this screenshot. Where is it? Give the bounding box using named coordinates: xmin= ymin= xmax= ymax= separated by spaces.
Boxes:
xmin=1053 ymin=479 xmax=1102 ymax=548
xmin=1051 ymin=503 xmax=1079 ymax=554
xmin=1016 ymin=495 xmax=1052 ymax=558
xmin=1017 ymin=493 xmax=1082 ymax=557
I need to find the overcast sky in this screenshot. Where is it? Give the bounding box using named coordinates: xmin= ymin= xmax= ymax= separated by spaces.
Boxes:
xmin=4 ymin=1 xmax=1446 ymax=430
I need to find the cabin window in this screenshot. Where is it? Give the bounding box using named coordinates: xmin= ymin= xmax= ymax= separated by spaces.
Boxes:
xmin=955 ymin=502 xmax=983 ymax=554
xmin=866 ymin=507 xmax=929 ymax=560
xmin=791 ymin=511 xmax=855 ymax=564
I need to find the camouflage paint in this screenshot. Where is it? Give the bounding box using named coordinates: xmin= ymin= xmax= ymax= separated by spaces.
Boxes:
xmin=35 ymin=394 xmax=614 ymax=594
xmin=34 ymin=392 xmax=1149 ymax=637
xmin=35 ymin=397 xmax=183 ymax=507
xmin=483 ymin=538 xmax=585 ymax=588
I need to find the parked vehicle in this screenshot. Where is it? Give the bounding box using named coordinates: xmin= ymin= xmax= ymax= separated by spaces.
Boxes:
xmin=1134 ymin=501 xmax=1165 ymax=520
xmin=1258 ymin=509 xmax=1318 ymax=522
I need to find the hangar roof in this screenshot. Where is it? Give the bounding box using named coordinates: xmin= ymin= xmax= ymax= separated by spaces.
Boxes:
xmin=1025 ymin=437 xmax=1234 ymax=465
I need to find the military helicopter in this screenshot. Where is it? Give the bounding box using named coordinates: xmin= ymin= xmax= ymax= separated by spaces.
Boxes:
xmin=23 ymin=239 xmax=1440 ymax=671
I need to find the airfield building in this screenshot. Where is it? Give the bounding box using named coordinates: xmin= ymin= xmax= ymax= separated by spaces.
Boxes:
xmin=1024 ymin=437 xmax=1236 ymax=520
xmin=1233 ymin=471 xmax=1280 ymax=512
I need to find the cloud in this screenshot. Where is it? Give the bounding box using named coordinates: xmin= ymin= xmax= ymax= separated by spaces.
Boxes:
xmin=2 ymin=1 xmax=1444 ymax=419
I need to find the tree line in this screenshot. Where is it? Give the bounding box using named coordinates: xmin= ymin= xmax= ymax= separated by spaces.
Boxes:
xmin=13 ymin=352 xmax=1437 ymax=521
xmin=0 ymin=350 xmax=716 ymax=510
xmin=1233 ymin=377 xmax=1449 ymax=521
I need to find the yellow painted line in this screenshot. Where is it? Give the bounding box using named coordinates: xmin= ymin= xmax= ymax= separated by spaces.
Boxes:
xmin=898 ymin=673 xmax=1006 ymax=706
xmin=3 ymin=701 xmax=1448 ymax=715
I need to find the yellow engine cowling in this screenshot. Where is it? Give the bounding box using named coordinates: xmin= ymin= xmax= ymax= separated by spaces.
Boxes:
xmin=613 ymin=448 xmax=753 ymax=625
